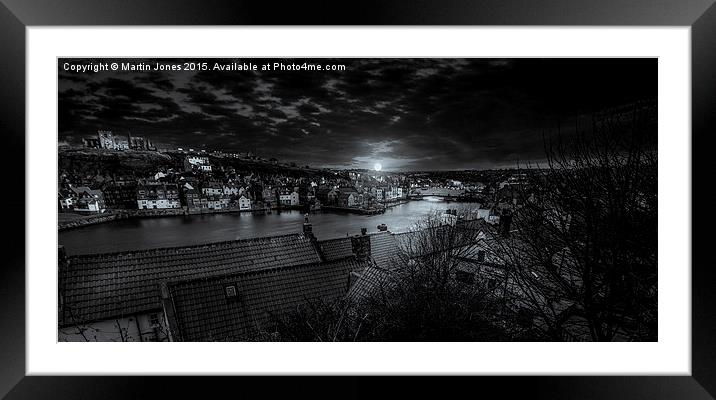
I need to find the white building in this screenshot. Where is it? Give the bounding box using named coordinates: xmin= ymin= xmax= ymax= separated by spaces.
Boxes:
xmin=338 ymin=190 xmax=361 ymax=208
xmin=186 ymin=155 xmax=209 ymax=165
xmin=184 ymin=155 xmax=212 ymax=172
xmin=347 ymin=193 xmax=360 ymax=207
xmin=137 ymin=198 xmax=180 ymax=209
xmin=70 ymin=186 xmax=106 ymax=213
xmin=97 ymin=130 xmax=115 ymax=149
xmin=81 ymin=198 xmax=103 ymax=212
xmin=136 ymin=184 xmax=181 ymax=209
xmin=223 ymin=184 xmax=240 ymax=196
xmin=114 ymin=139 xmax=129 ymax=150
xmin=238 ymin=195 xmax=252 ymax=211
xmin=372 ymin=187 xmax=385 ymax=201
xmin=279 ymin=191 xmax=300 ymax=206
xmin=207 ymin=196 xmax=230 ymax=210
xmin=387 ymin=186 xmax=402 ymax=200
xmin=58 ymin=191 xmax=75 ymax=210
xmin=202 ymin=183 xmax=224 ymax=197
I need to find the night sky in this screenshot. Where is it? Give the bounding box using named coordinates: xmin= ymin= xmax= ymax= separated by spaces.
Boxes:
xmin=58 ymin=58 xmax=656 ymax=171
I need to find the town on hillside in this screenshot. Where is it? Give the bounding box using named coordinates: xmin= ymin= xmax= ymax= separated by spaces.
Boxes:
xmin=58 ymin=129 xmax=533 ymax=229
xmin=57 ymin=121 xmax=656 ymax=344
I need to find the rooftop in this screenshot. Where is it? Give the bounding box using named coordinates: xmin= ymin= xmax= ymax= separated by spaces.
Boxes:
xmin=318 ymin=237 xmax=354 ymax=261
xmin=347 ymin=266 xmax=395 ymax=302
xmin=164 ymin=256 xmax=367 ymax=341
xmin=368 ymin=231 xmax=405 ymax=270
xmin=59 ymin=233 xmax=322 ymax=325
xmin=317 ymin=231 xmax=405 ymax=270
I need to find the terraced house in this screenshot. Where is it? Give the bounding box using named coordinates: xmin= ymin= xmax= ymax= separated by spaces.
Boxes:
xmin=136 ymin=183 xmax=181 ymax=209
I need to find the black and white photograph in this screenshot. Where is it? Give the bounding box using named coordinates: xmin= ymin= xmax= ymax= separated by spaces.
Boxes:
xmin=56 ymin=57 xmax=657 ymax=343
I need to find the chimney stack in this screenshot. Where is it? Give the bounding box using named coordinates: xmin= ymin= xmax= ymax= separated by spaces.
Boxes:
xmin=303 ymin=214 xmax=325 ymax=261
xmin=499 ymin=209 xmax=513 ymax=236
xmin=351 ymin=228 xmax=371 ymax=261
xmin=302 ymin=213 xmax=314 ymax=238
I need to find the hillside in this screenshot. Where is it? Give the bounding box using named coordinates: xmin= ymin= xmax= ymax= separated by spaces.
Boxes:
xmin=58 ymin=148 xmax=340 ymax=183
xmin=58 ymin=148 xmax=174 ymax=179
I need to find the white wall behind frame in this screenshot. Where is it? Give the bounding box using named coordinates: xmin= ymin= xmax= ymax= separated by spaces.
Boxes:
xmin=27 ymin=26 xmax=690 ymax=375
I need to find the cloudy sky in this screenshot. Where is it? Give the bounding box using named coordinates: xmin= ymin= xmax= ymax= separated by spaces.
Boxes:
xmin=58 ymin=58 xmax=656 ymax=171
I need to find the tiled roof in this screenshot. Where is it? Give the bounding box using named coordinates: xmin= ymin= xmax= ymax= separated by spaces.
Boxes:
xmin=368 ymin=232 xmax=405 ymax=270
xmin=347 ymin=266 xmax=395 ymax=302
xmin=392 ymin=221 xmax=489 ymax=258
xmin=59 ymin=234 xmax=322 ymax=325
xmin=392 ymin=227 xmax=450 ymax=257
xmin=318 ymin=237 xmax=354 ymax=261
xmin=392 ymin=231 xmax=414 ymax=253
xmin=165 ymin=257 xmax=366 ymax=341
xmin=318 ymin=232 xmax=404 ymax=269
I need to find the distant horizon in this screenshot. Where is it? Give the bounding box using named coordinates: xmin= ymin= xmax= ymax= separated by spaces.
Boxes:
xmin=59 ymin=142 xmax=547 ymax=173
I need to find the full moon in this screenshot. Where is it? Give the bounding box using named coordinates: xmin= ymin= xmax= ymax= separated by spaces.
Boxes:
xmin=374 ymin=163 xmax=382 ymax=171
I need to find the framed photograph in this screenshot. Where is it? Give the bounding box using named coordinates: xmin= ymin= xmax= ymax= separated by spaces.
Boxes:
xmin=3 ymin=0 xmax=710 ymax=398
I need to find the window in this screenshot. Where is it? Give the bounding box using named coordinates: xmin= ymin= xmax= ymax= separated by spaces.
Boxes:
xmin=149 ymin=313 xmax=160 ymax=327
xmin=477 ymin=250 xmax=486 ymax=262
xmin=225 ymin=285 xmax=238 ymax=298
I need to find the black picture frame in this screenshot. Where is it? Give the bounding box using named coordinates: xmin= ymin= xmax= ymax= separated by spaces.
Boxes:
xmin=1 ymin=0 xmax=711 ymax=398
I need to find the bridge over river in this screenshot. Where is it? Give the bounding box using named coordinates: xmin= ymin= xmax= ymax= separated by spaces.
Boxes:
xmin=412 ymin=187 xmax=466 ymax=198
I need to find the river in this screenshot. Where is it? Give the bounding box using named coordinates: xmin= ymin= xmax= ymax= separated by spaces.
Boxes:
xmin=58 ymin=197 xmax=474 ymax=255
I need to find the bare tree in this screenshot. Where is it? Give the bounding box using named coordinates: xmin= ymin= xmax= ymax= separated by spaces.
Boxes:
xmin=487 ymin=102 xmax=658 ymax=341
xmin=262 ymin=210 xmax=508 ymax=341
xmin=344 ymin=211 xmax=507 ymax=341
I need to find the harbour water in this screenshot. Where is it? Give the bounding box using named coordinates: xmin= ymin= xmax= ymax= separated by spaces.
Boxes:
xmin=58 ymin=197 xmax=473 ymax=255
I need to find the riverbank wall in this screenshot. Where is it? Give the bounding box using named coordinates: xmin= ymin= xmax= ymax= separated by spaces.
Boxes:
xmin=57 ymin=204 xmax=323 ymax=231
xmin=58 ymin=208 xmax=243 ymax=231
xmin=381 ymin=199 xmax=410 ymax=208
xmin=57 ymin=212 xmax=122 ymax=231
xmin=320 ymin=206 xmax=385 ymax=215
